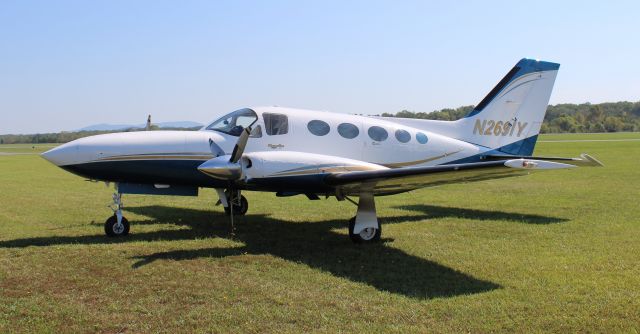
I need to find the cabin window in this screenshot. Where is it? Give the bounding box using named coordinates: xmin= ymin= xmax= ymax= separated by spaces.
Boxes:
xmin=395 ymin=129 xmax=411 ymax=143
xmin=206 ymin=108 xmax=258 ymax=137
xmin=416 ymin=132 xmax=428 ymax=144
xmin=368 ymin=126 xmax=388 ymax=142
xmin=307 ymin=120 xmax=330 ymax=136
xmin=337 ymin=123 xmax=359 ymax=139
xmin=263 ymin=113 xmax=289 ymax=136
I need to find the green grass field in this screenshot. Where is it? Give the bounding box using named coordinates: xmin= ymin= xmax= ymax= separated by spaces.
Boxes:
xmin=1 ymin=133 xmax=639 ymax=333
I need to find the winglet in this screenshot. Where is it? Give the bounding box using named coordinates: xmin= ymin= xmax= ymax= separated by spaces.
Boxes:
xmin=580 ymin=153 xmax=604 ymax=167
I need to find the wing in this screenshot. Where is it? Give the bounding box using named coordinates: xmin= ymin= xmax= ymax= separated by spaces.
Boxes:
xmin=325 ymin=155 xmax=601 ymax=196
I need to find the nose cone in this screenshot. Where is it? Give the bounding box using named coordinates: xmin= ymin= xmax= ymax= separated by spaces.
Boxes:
xmin=41 ymin=142 xmax=78 ymax=166
xmin=198 ymin=156 xmax=241 ymax=180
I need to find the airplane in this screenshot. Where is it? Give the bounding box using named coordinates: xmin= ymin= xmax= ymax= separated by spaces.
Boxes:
xmin=41 ymin=58 xmax=602 ymax=243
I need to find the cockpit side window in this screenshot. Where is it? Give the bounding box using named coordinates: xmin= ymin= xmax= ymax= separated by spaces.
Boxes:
xmin=206 ymin=108 xmax=258 ymax=137
xmin=250 ymin=125 xmax=262 ymax=138
xmin=263 ymin=113 xmax=289 ymax=135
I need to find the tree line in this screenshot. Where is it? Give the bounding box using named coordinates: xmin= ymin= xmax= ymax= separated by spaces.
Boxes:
xmin=2 ymin=101 xmax=639 ymax=144
xmin=381 ymin=101 xmax=640 ymax=133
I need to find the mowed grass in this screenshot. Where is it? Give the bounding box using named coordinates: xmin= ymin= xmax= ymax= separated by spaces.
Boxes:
xmin=1 ymin=133 xmax=639 ymax=333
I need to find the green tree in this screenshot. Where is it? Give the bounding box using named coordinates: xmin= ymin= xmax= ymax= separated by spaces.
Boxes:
xmin=604 ymin=116 xmax=624 ymax=132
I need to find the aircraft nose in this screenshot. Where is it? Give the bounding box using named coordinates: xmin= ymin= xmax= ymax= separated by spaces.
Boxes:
xmin=41 ymin=142 xmax=78 ymax=166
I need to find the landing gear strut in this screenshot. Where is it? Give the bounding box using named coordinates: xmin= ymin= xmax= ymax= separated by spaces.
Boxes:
xmin=105 ymin=191 xmax=129 ymax=237
xmin=347 ymin=192 xmax=381 ymax=243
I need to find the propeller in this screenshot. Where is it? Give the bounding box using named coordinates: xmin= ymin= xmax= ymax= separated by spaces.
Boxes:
xmin=199 ymin=124 xmax=255 ymax=238
xmin=208 ymin=138 xmax=225 ymax=157
xmin=199 ymin=126 xmax=252 ymax=181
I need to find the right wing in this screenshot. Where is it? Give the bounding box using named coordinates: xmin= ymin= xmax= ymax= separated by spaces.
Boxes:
xmin=324 ymin=155 xmax=601 ymax=196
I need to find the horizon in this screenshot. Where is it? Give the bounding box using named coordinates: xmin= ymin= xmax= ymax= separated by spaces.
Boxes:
xmin=3 ymin=99 xmax=639 ymax=136
xmin=2 ymin=1 xmax=639 ymax=134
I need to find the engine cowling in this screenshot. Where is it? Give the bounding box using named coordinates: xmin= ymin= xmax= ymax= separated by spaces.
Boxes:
xmin=240 ymin=151 xmax=387 ymax=180
xmin=199 ymin=151 xmax=387 ymax=181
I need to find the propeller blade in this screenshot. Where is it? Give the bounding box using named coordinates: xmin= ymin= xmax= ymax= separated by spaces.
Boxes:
xmin=230 ymin=126 xmax=251 ymax=163
xmin=208 ymin=138 xmax=225 ymax=157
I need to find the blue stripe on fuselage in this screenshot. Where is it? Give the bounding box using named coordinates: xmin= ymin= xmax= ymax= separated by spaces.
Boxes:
xmin=61 ymin=160 xmax=221 ymax=187
xmin=60 ymin=159 xmax=334 ymax=193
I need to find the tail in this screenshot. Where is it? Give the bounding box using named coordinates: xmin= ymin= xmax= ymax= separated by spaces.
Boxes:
xmin=455 ymin=58 xmax=560 ymax=155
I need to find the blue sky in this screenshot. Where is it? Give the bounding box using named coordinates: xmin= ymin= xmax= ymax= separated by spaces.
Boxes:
xmin=1 ymin=0 xmax=638 ymax=134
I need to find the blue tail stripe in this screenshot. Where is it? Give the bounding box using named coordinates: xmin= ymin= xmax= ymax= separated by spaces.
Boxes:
xmin=446 ymin=135 xmax=539 ymax=164
xmin=497 ymin=135 xmax=538 ymax=156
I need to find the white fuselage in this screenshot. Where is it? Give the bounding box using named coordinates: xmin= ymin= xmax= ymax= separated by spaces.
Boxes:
xmin=42 ymin=106 xmax=491 ymax=191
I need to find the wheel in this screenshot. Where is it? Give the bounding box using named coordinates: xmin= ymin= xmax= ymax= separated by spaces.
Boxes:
xmin=224 ymin=195 xmax=248 ymax=215
xmin=104 ymin=215 xmax=130 ymax=237
xmin=348 ymin=216 xmax=381 ymax=243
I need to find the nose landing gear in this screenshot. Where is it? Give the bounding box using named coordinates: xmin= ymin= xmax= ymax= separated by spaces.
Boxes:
xmin=224 ymin=191 xmax=248 ymax=216
xmin=105 ymin=192 xmax=129 ymax=237
xmin=215 ymin=188 xmax=248 ymax=216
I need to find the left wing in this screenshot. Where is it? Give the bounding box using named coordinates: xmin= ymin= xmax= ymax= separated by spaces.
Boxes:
xmin=325 ymin=156 xmax=600 ymax=196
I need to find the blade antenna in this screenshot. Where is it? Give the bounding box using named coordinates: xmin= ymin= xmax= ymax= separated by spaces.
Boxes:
xmin=228 ymin=181 xmax=236 ymax=238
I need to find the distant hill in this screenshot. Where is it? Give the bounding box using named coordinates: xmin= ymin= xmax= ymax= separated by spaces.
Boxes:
xmin=0 ymin=123 xmax=204 ymax=145
xmin=78 ymin=121 xmax=203 ymax=132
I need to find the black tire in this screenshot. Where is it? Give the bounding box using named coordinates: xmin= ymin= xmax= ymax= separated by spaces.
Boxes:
xmin=104 ymin=215 xmax=130 ymax=237
xmin=224 ymin=195 xmax=248 ymax=216
xmin=348 ymin=216 xmax=381 ymax=243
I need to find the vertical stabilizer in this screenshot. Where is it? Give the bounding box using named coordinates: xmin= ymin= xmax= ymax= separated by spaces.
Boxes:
xmin=456 ymin=59 xmax=559 ymax=155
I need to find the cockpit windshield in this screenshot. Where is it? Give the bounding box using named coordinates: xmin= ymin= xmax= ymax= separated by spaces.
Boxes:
xmin=205 ymin=108 xmax=258 ymax=136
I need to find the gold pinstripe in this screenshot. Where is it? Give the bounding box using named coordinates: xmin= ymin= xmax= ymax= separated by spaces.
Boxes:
xmin=381 ymin=149 xmax=463 ymax=168
xmin=93 ymin=154 xmax=213 ymax=162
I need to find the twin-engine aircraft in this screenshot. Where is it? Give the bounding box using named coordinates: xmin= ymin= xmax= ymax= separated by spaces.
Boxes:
xmin=42 ymin=59 xmax=601 ymax=243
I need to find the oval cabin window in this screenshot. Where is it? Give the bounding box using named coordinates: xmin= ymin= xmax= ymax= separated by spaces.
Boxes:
xmin=307 ymin=120 xmax=330 ymax=136
xmin=416 ymin=132 xmax=429 ymax=144
xmin=368 ymin=126 xmax=388 ymax=142
xmin=395 ymin=129 xmax=411 ymax=143
xmin=337 ymin=123 xmax=359 ymax=139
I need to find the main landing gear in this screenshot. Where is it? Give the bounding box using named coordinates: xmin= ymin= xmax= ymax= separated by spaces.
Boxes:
xmin=348 ymin=217 xmax=381 ymax=243
xmin=346 ymin=192 xmax=381 ymax=243
xmin=105 ymin=192 xmax=129 ymax=237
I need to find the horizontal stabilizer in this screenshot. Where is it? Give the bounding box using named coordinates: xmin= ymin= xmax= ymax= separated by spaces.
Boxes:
xmin=486 ymin=153 xmax=603 ymax=167
xmin=503 ymin=159 xmax=576 ymax=170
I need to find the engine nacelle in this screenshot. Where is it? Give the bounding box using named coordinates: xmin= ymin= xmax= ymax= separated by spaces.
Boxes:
xmin=241 ymin=151 xmax=387 ymax=180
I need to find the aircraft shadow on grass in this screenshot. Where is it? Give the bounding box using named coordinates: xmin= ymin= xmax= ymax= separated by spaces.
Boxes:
xmin=394 ymin=204 xmax=569 ymax=225
xmin=0 ymin=204 xmax=566 ymax=299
